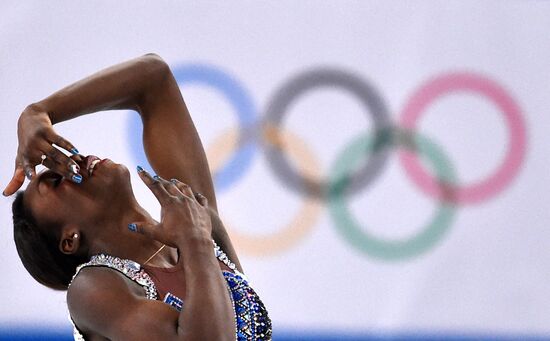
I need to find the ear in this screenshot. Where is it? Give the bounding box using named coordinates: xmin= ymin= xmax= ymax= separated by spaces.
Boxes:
xmin=59 ymin=226 xmax=81 ymax=255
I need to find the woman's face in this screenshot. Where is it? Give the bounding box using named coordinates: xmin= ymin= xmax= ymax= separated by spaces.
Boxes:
xmin=23 ymin=155 xmax=134 ymax=236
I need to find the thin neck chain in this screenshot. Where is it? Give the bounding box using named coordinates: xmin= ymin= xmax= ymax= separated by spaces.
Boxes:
xmin=143 ymin=244 xmax=166 ymax=265
xmin=85 ymin=240 xmax=243 ymax=278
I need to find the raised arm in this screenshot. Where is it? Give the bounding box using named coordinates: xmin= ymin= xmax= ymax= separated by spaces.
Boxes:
xmin=4 ymin=53 xmax=242 ymax=270
xmin=4 ymin=53 xmax=216 ymax=209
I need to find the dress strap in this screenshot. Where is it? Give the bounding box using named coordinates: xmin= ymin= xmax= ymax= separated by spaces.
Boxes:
xmin=68 ymin=254 xmax=159 ymax=341
xmin=212 ymin=240 xmax=248 ymax=281
xmin=69 ymin=253 xmax=158 ymax=300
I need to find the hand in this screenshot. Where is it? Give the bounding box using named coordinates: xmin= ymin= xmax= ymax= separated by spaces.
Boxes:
xmin=129 ymin=169 xmax=212 ymax=250
xmin=3 ymin=104 xmax=82 ymax=196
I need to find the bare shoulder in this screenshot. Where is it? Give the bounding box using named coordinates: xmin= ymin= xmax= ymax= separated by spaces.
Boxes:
xmin=66 ymin=267 xmax=144 ymax=336
xmin=66 ymin=266 xmax=180 ymax=340
xmin=67 ymin=266 xmax=143 ymax=305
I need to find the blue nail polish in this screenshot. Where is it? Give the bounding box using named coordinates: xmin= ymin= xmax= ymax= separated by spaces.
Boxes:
xmin=72 ymin=174 xmax=83 ymax=183
xmin=128 ymin=223 xmax=137 ymax=232
xmin=153 ymin=175 xmax=160 ymax=181
xmin=25 ymin=170 xmax=33 ymax=180
xmin=137 ymin=165 xmax=144 ymax=172
xmin=70 ymin=148 xmax=79 ymax=155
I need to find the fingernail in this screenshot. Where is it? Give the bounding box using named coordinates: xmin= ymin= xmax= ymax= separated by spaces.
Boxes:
xmin=170 ymin=178 xmax=178 ymax=183
xmin=25 ymin=170 xmax=33 ymax=180
xmin=153 ymin=175 xmax=160 ymax=181
xmin=70 ymin=164 xmax=80 ymax=174
xmin=2 ymin=191 xmax=7 ymax=197
xmin=128 ymin=223 xmax=137 ymax=232
xmin=137 ymin=165 xmax=144 ymax=173
xmin=71 ymin=174 xmax=83 ymax=184
xmin=70 ymin=148 xmax=79 ymax=155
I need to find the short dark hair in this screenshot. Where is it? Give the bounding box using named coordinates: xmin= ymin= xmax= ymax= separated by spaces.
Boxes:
xmin=12 ymin=191 xmax=87 ymax=290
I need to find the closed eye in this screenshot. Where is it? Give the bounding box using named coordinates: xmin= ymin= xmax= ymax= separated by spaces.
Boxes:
xmin=53 ymin=175 xmax=63 ymax=187
xmin=40 ymin=172 xmax=64 ymax=188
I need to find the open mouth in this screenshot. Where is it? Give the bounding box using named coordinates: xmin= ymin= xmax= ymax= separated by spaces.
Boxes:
xmin=85 ymin=155 xmax=102 ymax=176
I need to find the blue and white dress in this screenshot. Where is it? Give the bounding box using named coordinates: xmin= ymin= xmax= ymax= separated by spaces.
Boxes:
xmin=68 ymin=241 xmax=272 ymax=341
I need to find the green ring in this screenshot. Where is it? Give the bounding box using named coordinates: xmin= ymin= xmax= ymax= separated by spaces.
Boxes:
xmin=328 ymin=128 xmax=458 ymax=261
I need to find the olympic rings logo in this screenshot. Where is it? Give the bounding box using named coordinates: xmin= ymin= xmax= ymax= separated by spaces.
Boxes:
xmin=127 ymin=64 xmax=527 ymax=261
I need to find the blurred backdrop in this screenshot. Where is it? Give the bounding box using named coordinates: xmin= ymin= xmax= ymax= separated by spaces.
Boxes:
xmin=1 ymin=1 xmax=549 ymax=340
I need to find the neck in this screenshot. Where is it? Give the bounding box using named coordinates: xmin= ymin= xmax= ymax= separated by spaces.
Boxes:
xmin=85 ymin=201 xmax=174 ymax=266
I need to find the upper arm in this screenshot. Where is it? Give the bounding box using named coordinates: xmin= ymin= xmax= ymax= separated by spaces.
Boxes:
xmin=68 ymin=267 xmax=180 ymax=340
xmin=135 ymin=54 xmax=242 ymax=270
xmin=135 ymin=54 xmax=218 ymax=212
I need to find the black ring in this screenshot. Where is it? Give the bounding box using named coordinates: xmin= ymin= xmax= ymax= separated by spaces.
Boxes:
xmin=262 ymin=68 xmax=392 ymax=199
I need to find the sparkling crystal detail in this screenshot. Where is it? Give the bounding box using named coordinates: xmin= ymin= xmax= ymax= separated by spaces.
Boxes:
xmin=223 ymin=271 xmax=272 ymax=340
xmin=163 ymin=292 xmax=184 ymax=312
xmin=69 ymin=241 xmax=272 ymax=340
xmin=69 ymin=253 xmax=159 ymax=340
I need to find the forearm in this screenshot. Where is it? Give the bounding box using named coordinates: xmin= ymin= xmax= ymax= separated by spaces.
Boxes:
xmin=176 ymin=234 xmax=235 ymax=340
xmin=30 ymin=53 xmax=170 ymax=124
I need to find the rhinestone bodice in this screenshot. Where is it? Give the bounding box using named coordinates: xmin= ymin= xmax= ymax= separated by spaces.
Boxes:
xmin=68 ymin=241 xmax=272 ymax=340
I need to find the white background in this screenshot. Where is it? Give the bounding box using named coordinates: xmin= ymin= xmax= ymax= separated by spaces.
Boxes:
xmin=1 ymin=1 xmax=549 ymax=337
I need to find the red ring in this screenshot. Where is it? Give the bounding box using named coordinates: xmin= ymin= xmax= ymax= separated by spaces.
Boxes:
xmin=398 ymin=72 xmax=526 ymax=204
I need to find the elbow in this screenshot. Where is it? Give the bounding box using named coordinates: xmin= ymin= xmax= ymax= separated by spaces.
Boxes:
xmin=134 ymin=53 xmax=173 ymax=112
xmin=142 ymin=52 xmax=167 ymax=66
xmin=140 ymin=53 xmax=171 ymax=80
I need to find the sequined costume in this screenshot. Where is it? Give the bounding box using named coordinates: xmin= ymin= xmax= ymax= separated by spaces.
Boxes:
xmin=68 ymin=241 xmax=272 ymax=340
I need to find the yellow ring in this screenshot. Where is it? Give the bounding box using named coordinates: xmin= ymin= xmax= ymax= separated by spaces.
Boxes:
xmin=206 ymin=126 xmax=323 ymax=256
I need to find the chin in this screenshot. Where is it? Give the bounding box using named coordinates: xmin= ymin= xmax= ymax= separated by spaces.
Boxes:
xmin=106 ymin=162 xmax=131 ymax=187
xmin=89 ymin=159 xmax=133 ymax=196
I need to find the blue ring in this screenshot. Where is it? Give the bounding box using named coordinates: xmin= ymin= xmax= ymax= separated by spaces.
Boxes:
xmin=127 ymin=63 xmax=258 ymax=192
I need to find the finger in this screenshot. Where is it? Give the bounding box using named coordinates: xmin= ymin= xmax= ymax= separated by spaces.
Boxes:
xmin=156 ymin=176 xmax=184 ymax=198
xmin=128 ymin=222 xmax=179 ymax=249
xmin=169 ymin=179 xmax=195 ymax=199
xmin=23 ymin=162 xmax=36 ymax=181
xmin=42 ymin=145 xmax=82 ymax=182
xmin=136 ymin=166 xmax=170 ymax=203
xmin=128 ymin=222 xmax=163 ymax=243
xmin=46 ymin=132 xmax=80 ymax=156
xmin=2 ymin=167 xmax=25 ymax=196
xmin=194 ymin=192 xmax=208 ymax=207
xmin=71 ymin=153 xmax=84 ymax=163
xmin=169 ymin=178 xmax=196 ymax=200
xmin=39 ymin=156 xmax=82 ymax=183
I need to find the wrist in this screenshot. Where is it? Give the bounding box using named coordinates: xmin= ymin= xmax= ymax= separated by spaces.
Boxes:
xmin=17 ymin=104 xmax=52 ymax=135
xmin=24 ymin=102 xmax=53 ymax=123
xmin=176 ymin=230 xmax=213 ymax=254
